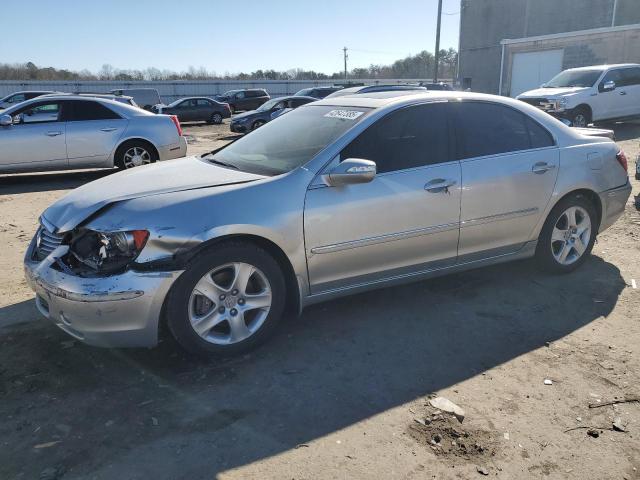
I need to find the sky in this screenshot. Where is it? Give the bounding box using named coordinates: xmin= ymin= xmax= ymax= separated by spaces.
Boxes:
xmin=1 ymin=0 xmax=461 ymax=75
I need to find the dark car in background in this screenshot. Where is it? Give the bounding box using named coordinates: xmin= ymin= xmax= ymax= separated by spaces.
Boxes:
xmin=154 ymin=97 xmax=231 ymax=124
xmin=215 ymin=89 xmax=270 ymax=112
xmin=325 ymin=84 xmax=427 ymax=98
xmin=420 ymin=82 xmax=453 ymax=91
xmin=230 ymin=95 xmax=316 ymax=133
xmin=294 ymin=86 xmax=343 ymax=99
xmin=0 ymin=90 xmax=59 ymax=110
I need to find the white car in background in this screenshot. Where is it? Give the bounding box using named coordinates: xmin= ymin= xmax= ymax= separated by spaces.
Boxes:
xmin=0 ymin=95 xmax=187 ymax=174
xmin=517 ymin=64 xmax=640 ymax=127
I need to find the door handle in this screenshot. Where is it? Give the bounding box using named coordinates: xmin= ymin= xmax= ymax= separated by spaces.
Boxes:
xmin=619 ymin=91 xmax=627 ymax=95
xmin=531 ymin=162 xmax=556 ymax=174
xmin=425 ymin=178 xmax=457 ymax=193
xmin=100 ymin=127 xmax=118 ymax=132
xmin=46 ymin=131 xmax=63 ymax=137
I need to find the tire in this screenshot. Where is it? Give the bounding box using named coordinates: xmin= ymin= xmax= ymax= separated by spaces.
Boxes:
xmin=569 ymin=107 xmax=591 ymax=128
xmin=114 ymin=140 xmax=158 ymax=170
xmin=166 ymin=241 xmax=286 ymax=357
xmin=208 ymin=112 xmax=223 ymax=125
xmin=251 ymin=120 xmax=266 ymax=130
xmin=535 ymin=194 xmax=598 ymax=274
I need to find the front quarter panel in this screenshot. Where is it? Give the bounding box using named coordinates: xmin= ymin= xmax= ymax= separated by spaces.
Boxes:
xmin=84 ymin=168 xmax=314 ymax=295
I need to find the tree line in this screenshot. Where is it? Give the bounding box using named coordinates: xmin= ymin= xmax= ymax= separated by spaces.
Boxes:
xmin=0 ymin=49 xmax=457 ymax=82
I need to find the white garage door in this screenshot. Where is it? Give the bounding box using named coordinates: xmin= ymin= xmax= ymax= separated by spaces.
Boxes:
xmin=510 ymin=49 xmax=564 ymax=97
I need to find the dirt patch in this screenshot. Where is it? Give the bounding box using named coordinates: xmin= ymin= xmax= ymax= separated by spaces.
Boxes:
xmin=409 ymin=406 xmax=498 ymax=460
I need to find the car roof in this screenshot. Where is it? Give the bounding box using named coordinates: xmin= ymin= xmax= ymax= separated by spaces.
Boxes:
xmin=564 ymin=63 xmax=640 ymax=72
xmin=11 ymin=94 xmax=153 ymax=117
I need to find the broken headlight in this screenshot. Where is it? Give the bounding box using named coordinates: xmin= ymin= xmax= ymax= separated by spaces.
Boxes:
xmin=68 ymin=229 xmax=149 ymax=273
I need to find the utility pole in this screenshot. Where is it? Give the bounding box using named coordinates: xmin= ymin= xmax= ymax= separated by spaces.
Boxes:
xmin=343 ymin=47 xmax=348 ymax=81
xmin=433 ymin=0 xmax=443 ymax=82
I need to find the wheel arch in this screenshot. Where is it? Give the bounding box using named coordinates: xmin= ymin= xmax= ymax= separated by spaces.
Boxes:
xmin=573 ymin=103 xmax=593 ymax=119
xmin=112 ymin=137 xmax=160 ymax=167
xmin=164 ymin=233 xmax=301 ymax=321
xmin=548 ymin=188 xmax=602 ymax=232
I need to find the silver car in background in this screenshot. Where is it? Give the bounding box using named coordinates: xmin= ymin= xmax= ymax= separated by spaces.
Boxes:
xmin=0 ymin=95 xmax=187 ymax=173
xmin=24 ymin=91 xmax=631 ymax=357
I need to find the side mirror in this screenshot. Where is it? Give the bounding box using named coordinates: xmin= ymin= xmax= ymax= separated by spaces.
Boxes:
xmin=325 ymin=158 xmax=376 ymax=186
xmin=0 ymin=114 xmax=12 ymax=126
xmin=601 ymin=80 xmax=616 ymax=92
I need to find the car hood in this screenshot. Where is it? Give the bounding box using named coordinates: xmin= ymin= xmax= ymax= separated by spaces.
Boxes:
xmin=43 ymin=156 xmax=265 ymax=232
xmin=232 ymin=110 xmax=261 ymax=121
xmin=517 ymin=86 xmax=589 ymax=99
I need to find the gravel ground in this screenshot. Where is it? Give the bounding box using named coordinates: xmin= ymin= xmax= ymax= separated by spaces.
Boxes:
xmin=0 ymin=120 xmax=639 ymax=480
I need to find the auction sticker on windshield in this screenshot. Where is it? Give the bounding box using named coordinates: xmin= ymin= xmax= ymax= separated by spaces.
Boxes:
xmin=324 ymin=110 xmax=365 ymax=120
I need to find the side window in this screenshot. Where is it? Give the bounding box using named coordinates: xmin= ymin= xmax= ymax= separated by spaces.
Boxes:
xmin=453 ymin=102 xmax=536 ymax=159
xmin=601 ymin=69 xmax=623 ymax=87
xmin=179 ymin=100 xmax=195 ymax=108
xmin=13 ymin=101 xmax=61 ymax=124
xmin=619 ymin=68 xmax=640 ymax=87
xmin=341 ymin=103 xmax=450 ymax=174
xmin=196 ymin=99 xmax=211 ymax=107
xmin=235 ymin=92 xmax=246 ymax=99
xmin=526 ymin=118 xmax=555 ymax=148
xmin=64 ymin=100 xmax=121 ymax=121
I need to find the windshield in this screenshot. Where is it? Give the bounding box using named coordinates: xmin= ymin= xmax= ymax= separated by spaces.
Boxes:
xmin=221 ymin=90 xmax=238 ymax=97
xmin=167 ymin=98 xmax=185 ymax=107
xmin=205 ymin=105 xmax=371 ymax=176
xmin=295 ymin=88 xmax=312 ymax=96
xmin=545 ymin=69 xmax=602 ymax=88
xmin=257 ymin=98 xmax=282 ymax=111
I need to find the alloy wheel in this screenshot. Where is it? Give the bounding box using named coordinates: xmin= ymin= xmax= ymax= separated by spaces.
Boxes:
xmin=550 ymin=206 xmax=591 ymax=266
xmin=123 ymin=146 xmax=151 ymax=168
xmin=188 ymin=262 xmax=272 ymax=345
xmin=572 ymin=114 xmax=587 ymax=128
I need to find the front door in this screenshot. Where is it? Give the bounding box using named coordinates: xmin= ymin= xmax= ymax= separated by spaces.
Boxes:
xmin=592 ymin=69 xmax=628 ymax=121
xmin=451 ymin=101 xmax=559 ymax=260
xmin=0 ymin=100 xmax=67 ymax=172
xmin=304 ymin=102 xmax=461 ymax=293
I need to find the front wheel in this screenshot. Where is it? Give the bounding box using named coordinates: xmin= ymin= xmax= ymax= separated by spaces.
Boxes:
xmin=568 ymin=107 xmax=591 ymax=128
xmin=166 ymin=242 xmax=286 ymax=357
xmin=251 ymin=120 xmax=266 ymax=130
xmin=535 ymin=194 xmax=597 ymax=273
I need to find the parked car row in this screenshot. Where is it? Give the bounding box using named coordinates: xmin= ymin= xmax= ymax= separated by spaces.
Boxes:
xmin=22 ymin=88 xmax=631 ymax=357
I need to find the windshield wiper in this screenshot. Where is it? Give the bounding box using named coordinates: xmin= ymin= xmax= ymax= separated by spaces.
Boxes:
xmin=207 ymin=158 xmax=239 ymax=170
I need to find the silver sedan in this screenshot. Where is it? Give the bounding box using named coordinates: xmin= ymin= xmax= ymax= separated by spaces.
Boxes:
xmin=24 ymin=91 xmax=631 ymax=356
xmin=0 ymin=95 xmax=187 ymax=174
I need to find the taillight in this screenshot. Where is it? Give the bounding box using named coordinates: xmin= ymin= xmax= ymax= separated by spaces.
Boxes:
xmin=170 ymin=115 xmax=183 ymax=136
xmin=616 ymin=150 xmax=628 ymax=172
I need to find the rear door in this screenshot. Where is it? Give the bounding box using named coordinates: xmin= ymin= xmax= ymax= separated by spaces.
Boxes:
xmin=304 ymin=102 xmax=461 ymax=293
xmin=195 ymin=99 xmax=212 ymax=121
xmin=0 ymin=100 xmax=67 ymax=171
xmin=64 ymin=100 xmax=127 ymax=168
xmin=452 ymin=101 xmax=559 ymax=260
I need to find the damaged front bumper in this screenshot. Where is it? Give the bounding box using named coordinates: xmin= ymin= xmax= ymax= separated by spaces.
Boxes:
xmin=24 ymin=237 xmax=183 ymax=348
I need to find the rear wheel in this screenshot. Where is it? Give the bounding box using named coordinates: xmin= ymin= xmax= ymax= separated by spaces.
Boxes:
xmin=115 ymin=140 xmax=157 ymax=169
xmin=166 ymin=242 xmax=286 ymax=357
xmin=208 ymin=112 xmax=223 ymax=124
xmin=535 ymin=194 xmax=597 ymax=273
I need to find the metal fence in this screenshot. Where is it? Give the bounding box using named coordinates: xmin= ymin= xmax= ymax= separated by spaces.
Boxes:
xmin=0 ymin=79 xmax=449 ymax=103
